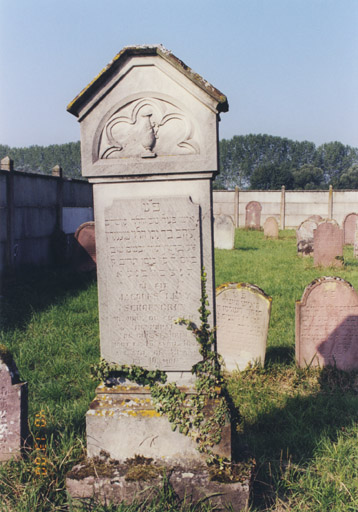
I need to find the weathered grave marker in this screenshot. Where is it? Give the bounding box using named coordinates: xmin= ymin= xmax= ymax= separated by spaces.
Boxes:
xmin=216 ymin=283 xmax=272 ymax=371
xmin=296 ymin=277 xmax=358 ymax=370
xmin=343 ymin=212 xmax=358 ymax=245
xmin=296 ymin=219 xmax=318 ymax=256
xmin=73 ymin=221 xmax=96 ymax=272
xmin=245 ymin=201 xmax=262 ymax=229
xmin=354 ymin=218 xmax=358 ymax=258
xmin=263 ymin=217 xmax=279 ymax=238
xmin=307 ymin=215 xmax=323 ymax=223
xmin=0 ymin=347 xmax=27 ymax=462
xmin=313 ymin=220 xmax=343 ymax=267
xmin=214 ymin=214 xmax=235 ymax=249
xmin=66 ymin=45 xmax=249 ymax=508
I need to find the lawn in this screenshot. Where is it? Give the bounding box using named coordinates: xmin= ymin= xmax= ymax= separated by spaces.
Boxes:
xmin=0 ymin=229 xmax=357 ymax=511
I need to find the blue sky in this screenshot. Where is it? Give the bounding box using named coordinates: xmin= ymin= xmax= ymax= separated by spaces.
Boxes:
xmin=0 ymin=0 xmax=357 ymax=148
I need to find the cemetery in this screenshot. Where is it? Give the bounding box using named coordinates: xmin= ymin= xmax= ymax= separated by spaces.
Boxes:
xmin=0 ymin=45 xmax=358 ymax=511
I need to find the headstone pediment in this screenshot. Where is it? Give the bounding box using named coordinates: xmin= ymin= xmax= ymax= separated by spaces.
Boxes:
xmin=68 ymin=45 xmax=228 ymax=178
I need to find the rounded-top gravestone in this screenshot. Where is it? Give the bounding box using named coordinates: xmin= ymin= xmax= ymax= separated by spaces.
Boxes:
xmin=296 ymin=219 xmax=318 ymax=256
xmin=214 ymin=214 xmax=235 ymax=249
xmin=245 ymin=201 xmax=262 ymax=229
xmin=313 ymin=220 xmax=343 ymax=267
xmin=263 ymin=217 xmax=279 ymax=239
xmin=73 ymin=221 xmax=96 ymax=272
xmin=343 ymin=213 xmax=358 ymax=245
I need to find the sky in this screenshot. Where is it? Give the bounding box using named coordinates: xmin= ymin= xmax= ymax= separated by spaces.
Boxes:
xmin=0 ymin=0 xmax=357 ymax=149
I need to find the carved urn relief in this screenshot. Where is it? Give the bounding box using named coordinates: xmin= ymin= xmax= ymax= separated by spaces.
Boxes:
xmin=97 ymin=96 xmax=199 ymax=160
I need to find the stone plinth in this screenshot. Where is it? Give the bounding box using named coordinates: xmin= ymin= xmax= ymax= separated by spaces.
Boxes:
xmin=263 ymin=217 xmax=278 ymax=238
xmin=214 ymin=214 xmax=235 ymax=250
xmin=296 ymin=277 xmax=358 ymax=370
xmin=313 ymin=220 xmax=343 ymax=267
xmin=0 ymin=349 xmax=28 ymax=461
xmin=86 ymin=383 xmax=230 ymax=464
xmin=216 ymin=283 xmax=271 ymax=371
xmin=343 ymin=213 xmax=358 ymax=245
xmin=296 ymin=219 xmax=318 ymax=257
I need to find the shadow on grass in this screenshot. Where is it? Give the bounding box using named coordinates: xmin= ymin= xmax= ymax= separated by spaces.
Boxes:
xmin=234 ymin=247 xmax=259 ymax=252
xmin=265 ymin=346 xmax=295 ymax=365
xmin=230 ymin=366 xmax=358 ymax=510
xmin=0 ymin=266 xmax=97 ymax=331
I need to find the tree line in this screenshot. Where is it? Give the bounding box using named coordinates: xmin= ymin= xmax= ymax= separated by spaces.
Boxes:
xmin=217 ymin=134 xmax=358 ymax=190
xmin=1 ymin=135 xmax=358 ymax=189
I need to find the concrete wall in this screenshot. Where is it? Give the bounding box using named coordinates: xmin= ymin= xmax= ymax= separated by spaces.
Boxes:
xmin=213 ymin=188 xmax=358 ymax=229
xmin=0 ymin=167 xmax=93 ymax=275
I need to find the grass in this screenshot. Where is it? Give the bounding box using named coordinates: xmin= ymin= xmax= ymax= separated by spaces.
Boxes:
xmin=0 ymin=230 xmax=357 ymax=510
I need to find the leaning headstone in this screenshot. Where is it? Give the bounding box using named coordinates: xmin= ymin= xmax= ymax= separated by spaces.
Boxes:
xmin=343 ymin=212 xmax=358 ymax=245
xmin=214 ymin=214 xmax=235 ymax=249
xmin=313 ymin=220 xmax=343 ymax=267
xmin=245 ymin=201 xmax=262 ymax=229
xmin=296 ymin=219 xmax=318 ymax=256
xmin=0 ymin=346 xmax=28 ymax=461
xmin=296 ymin=277 xmax=358 ymax=370
xmin=216 ymin=283 xmax=272 ymax=371
xmin=354 ymin=218 xmax=358 ymax=258
xmin=66 ymin=45 xmax=249 ymax=508
xmin=73 ymin=221 xmax=96 ymax=272
xmin=263 ymin=217 xmax=279 ymax=238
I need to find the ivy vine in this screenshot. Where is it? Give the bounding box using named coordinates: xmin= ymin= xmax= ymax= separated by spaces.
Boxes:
xmin=91 ymin=269 xmax=230 ymax=468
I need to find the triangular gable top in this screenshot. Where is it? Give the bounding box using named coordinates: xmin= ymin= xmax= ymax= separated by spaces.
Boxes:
xmin=67 ymin=44 xmax=228 ymax=117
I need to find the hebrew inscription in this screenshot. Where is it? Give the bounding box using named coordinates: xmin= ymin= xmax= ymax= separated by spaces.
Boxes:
xmin=216 ymin=283 xmax=271 ymax=371
xmin=103 ymin=196 xmax=202 ymax=370
xmin=98 ymin=97 xmax=199 ymax=160
xmin=296 ymin=277 xmax=358 ymax=370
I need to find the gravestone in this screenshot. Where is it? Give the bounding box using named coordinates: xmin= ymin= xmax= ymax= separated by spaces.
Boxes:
xmin=313 ymin=220 xmax=343 ymax=267
xmin=66 ymin=45 xmax=249 ymax=509
xmin=343 ymin=213 xmax=358 ymax=245
xmin=216 ymin=283 xmax=272 ymax=371
xmin=263 ymin=217 xmax=279 ymax=238
xmin=245 ymin=201 xmax=262 ymax=229
xmin=214 ymin=214 xmax=235 ymax=249
xmin=307 ymin=215 xmax=323 ymax=223
xmin=296 ymin=219 xmax=318 ymax=256
xmin=73 ymin=221 xmax=96 ymax=272
xmin=296 ymin=277 xmax=358 ymax=370
xmin=0 ymin=347 xmax=28 ymax=461
xmin=354 ymin=218 xmax=358 ymax=258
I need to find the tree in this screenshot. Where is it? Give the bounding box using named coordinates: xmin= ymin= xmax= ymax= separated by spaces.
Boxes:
xmin=292 ymin=164 xmax=324 ymax=189
xmin=315 ymin=142 xmax=358 ymax=185
xmin=250 ymin=163 xmax=294 ymax=190
xmin=338 ymin=164 xmax=358 ymax=189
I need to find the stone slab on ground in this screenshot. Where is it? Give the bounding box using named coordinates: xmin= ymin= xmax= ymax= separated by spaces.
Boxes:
xmin=66 ymin=456 xmax=252 ymax=511
xmin=216 ymin=283 xmax=272 ymax=371
xmin=214 ymin=214 xmax=235 ymax=249
xmin=296 ymin=276 xmax=358 ymax=370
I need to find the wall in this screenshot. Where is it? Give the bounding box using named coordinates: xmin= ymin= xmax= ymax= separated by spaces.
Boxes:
xmin=0 ymin=165 xmax=93 ymax=277
xmin=213 ymin=188 xmax=358 ymax=229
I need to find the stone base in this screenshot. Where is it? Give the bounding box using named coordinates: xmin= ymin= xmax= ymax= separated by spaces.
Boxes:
xmin=66 ymin=456 xmax=252 ymax=511
xmin=86 ymin=382 xmax=231 ymax=464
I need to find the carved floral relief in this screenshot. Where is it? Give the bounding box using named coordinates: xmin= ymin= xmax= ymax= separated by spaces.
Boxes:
xmin=97 ymin=97 xmax=200 ymax=160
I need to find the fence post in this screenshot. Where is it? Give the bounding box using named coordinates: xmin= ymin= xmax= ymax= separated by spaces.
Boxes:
xmin=52 ymin=165 xmax=63 ymax=231
xmin=234 ymin=186 xmax=239 ymax=227
xmin=328 ymin=185 xmax=333 ymax=220
xmin=1 ymin=157 xmax=15 ymax=271
xmin=280 ymin=185 xmax=286 ymax=229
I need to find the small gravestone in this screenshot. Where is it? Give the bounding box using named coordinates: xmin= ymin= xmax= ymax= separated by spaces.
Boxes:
xmin=214 ymin=214 xmax=235 ymax=249
xmin=73 ymin=222 xmax=96 ymax=272
xmin=296 ymin=219 xmax=318 ymax=256
xmin=354 ymin=218 xmax=358 ymax=258
xmin=216 ymin=283 xmax=272 ymax=371
xmin=0 ymin=347 xmax=28 ymax=461
xmin=245 ymin=201 xmax=262 ymax=229
xmin=343 ymin=213 xmax=358 ymax=245
xmin=263 ymin=217 xmax=279 ymax=238
xmin=296 ymin=277 xmax=358 ymax=370
xmin=313 ymin=220 xmax=343 ymax=267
